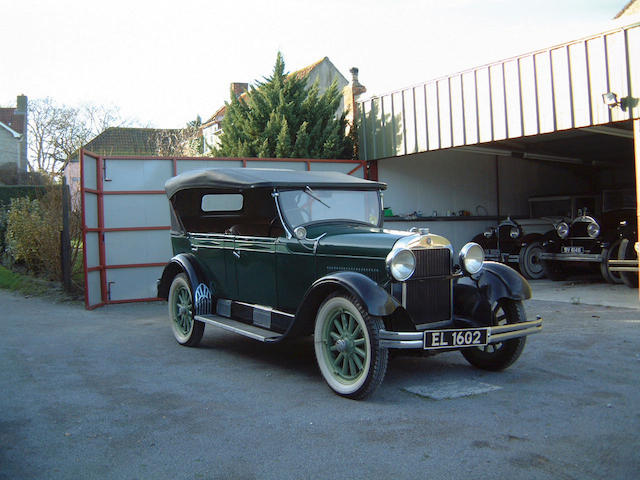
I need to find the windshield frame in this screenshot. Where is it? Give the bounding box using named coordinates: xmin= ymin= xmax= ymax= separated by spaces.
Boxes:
xmin=275 ymin=187 xmax=384 ymax=236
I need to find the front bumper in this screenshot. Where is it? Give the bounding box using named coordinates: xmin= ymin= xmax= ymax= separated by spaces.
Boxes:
xmin=379 ymin=316 xmax=543 ymax=349
xmin=539 ymin=252 xmax=602 ymax=263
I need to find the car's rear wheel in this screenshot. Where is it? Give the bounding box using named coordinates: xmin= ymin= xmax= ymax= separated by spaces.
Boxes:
xmin=518 ymin=241 xmax=545 ymax=279
xmin=168 ymin=273 xmax=204 ymax=346
xmin=314 ymin=293 xmax=388 ymax=400
xmin=461 ymin=299 xmax=527 ymax=371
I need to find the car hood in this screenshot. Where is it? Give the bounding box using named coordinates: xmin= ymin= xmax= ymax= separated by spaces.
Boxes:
xmin=310 ymin=224 xmax=410 ymax=258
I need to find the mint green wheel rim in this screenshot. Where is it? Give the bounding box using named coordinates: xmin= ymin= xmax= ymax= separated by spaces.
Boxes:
xmin=322 ymin=307 xmax=367 ymax=382
xmin=173 ymin=285 xmax=193 ymax=335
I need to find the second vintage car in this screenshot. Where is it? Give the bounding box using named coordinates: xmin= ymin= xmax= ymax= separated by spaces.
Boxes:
xmin=157 ymin=168 xmax=542 ymax=399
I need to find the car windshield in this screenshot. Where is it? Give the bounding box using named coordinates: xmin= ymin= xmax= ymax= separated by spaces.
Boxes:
xmin=278 ymin=188 xmax=381 ymax=229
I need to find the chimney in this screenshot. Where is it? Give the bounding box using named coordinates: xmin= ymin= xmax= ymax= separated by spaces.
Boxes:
xmin=342 ymin=67 xmax=367 ymax=129
xmin=349 ymin=68 xmax=366 ymax=97
xmin=15 ymin=95 xmax=28 ymax=172
xmin=230 ymin=83 xmax=248 ymax=98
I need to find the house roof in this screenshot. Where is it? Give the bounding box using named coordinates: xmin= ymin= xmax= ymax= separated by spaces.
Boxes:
xmin=615 ymin=0 xmax=639 ymax=18
xmin=73 ymin=127 xmax=181 ymax=161
xmin=165 ymin=167 xmax=385 ymax=198
xmin=0 ymin=121 xmax=22 ymax=138
xmin=201 ymin=57 xmax=341 ymax=129
xmin=0 ymin=108 xmax=25 ymax=135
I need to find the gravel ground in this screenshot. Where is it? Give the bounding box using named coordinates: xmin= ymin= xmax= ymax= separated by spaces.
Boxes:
xmin=0 ymin=289 xmax=638 ymax=480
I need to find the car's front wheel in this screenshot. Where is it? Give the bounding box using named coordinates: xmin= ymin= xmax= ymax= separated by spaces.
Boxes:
xmin=618 ymin=238 xmax=639 ymax=289
xmin=518 ymin=241 xmax=545 ymax=279
xmin=461 ymin=299 xmax=527 ymax=371
xmin=168 ymin=273 xmax=205 ymax=347
xmin=314 ymin=293 xmax=388 ymax=400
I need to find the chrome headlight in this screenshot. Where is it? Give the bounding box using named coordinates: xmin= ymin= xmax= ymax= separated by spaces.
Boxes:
xmin=509 ymin=226 xmax=520 ymax=239
xmin=386 ymin=248 xmax=416 ymax=281
xmin=557 ymin=222 xmax=569 ymax=239
xmin=587 ymin=221 xmax=600 ymax=238
xmin=459 ymin=242 xmax=484 ymax=275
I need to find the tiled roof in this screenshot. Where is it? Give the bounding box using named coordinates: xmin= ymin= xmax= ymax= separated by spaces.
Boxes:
xmin=80 ymin=127 xmax=181 ymax=157
xmin=0 ymin=108 xmax=25 ymax=134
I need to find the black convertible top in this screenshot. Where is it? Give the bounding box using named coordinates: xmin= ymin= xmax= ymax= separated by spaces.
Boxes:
xmin=164 ymin=167 xmax=386 ymax=198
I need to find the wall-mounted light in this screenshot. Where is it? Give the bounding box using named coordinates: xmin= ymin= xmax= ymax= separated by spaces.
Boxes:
xmin=602 ymin=92 xmax=620 ymax=108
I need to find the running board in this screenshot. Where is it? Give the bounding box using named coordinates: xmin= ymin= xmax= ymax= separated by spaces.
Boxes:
xmin=195 ymin=314 xmax=282 ymax=342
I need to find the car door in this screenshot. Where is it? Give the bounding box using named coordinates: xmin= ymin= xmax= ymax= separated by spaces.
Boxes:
xmin=233 ymin=234 xmax=277 ymax=306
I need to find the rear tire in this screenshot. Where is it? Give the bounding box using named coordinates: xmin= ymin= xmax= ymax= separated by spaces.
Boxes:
xmin=461 ymin=299 xmax=527 ymax=371
xmin=168 ymin=274 xmax=205 ymax=347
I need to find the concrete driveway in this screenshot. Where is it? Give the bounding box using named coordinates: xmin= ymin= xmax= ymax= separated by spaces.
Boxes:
xmin=0 ymin=287 xmax=638 ymax=479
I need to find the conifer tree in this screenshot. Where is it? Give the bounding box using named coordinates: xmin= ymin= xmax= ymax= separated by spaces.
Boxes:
xmin=213 ymin=53 xmax=353 ymax=159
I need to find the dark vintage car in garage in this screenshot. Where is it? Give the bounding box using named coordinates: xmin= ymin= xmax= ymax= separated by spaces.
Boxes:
xmin=540 ymin=189 xmax=635 ymax=283
xmin=472 ymin=194 xmax=598 ymax=280
xmin=157 ymin=168 xmax=542 ymax=399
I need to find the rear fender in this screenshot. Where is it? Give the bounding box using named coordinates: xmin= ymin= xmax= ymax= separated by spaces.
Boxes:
xmin=157 ymin=253 xmax=207 ymax=300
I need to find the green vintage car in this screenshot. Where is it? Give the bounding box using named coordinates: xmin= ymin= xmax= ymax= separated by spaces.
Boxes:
xmin=158 ymin=168 xmax=542 ymax=399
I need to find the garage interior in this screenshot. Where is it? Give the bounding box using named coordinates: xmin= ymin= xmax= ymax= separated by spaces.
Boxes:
xmin=356 ymin=23 xmax=639 ymax=274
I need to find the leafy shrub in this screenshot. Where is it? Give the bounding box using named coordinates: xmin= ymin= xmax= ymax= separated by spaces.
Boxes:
xmin=5 ymin=189 xmax=63 ymax=280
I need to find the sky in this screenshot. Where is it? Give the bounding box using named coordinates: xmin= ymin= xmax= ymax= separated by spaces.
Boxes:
xmin=2 ymin=0 xmax=635 ymax=129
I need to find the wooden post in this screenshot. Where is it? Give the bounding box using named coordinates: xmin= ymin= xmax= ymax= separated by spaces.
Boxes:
xmin=635 ymin=119 xmax=640 ymax=294
xmin=60 ymin=177 xmax=72 ymax=291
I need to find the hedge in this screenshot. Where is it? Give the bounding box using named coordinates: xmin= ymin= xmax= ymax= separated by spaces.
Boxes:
xmin=0 ymin=186 xmax=50 ymax=205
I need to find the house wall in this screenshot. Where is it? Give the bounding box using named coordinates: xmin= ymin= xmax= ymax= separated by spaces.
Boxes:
xmin=378 ymin=150 xmax=592 ymax=250
xmin=0 ymin=127 xmax=20 ymax=167
xmin=306 ymin=60 xmax=348 ymax=116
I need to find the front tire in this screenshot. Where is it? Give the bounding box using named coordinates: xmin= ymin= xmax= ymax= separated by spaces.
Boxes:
xmin=600 ymin=240 xmax=623 ymax=284
xmin=168 ymin=273 xmax=205 ymax=347
xmin=518 ymin=241 xmax=545 ymax=279
xmin=618 ymin=238 xmax=639 ymax=289
xmin=314 ymin=293 xmax=388 ymax=400
xmin=461 ymin=299 xmax=527 ymax=371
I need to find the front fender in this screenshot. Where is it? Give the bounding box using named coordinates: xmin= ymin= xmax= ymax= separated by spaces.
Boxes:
xmin=454 ymin=261 xmax=531 ymax=324
xmin=157 ymin=253 xmax=207 ymax=299
xmin=290 ymin=272 xmax=400 ymax=338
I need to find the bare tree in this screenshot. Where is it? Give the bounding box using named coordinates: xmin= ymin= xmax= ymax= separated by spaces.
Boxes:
xmin=28 ymin=98 xmax=132 ymax=175
xmin=152 ymin=115 xmax=204 ymax=157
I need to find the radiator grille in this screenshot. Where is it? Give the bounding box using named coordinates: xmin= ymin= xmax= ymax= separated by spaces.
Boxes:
xmin=413 ymin=248 xmax=451 ymax=278
xmin=405 ymin=248 xmax=451 ymax=323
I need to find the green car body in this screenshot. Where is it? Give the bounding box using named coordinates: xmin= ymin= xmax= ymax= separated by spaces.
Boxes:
xmin=158 ymin=168 xmax=542 ymax=399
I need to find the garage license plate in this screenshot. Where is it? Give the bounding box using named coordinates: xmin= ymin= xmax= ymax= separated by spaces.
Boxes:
xmin=424 ymin=328 xmax=489 ymax=350
xmin=562 ymin=246 xmax=584 ymax=254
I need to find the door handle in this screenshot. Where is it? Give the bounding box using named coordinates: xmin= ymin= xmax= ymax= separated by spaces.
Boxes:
xmin=233 ymin=250 xmax=240 ymax=259
xmin=191 ymin=246 xmax=198 ymax=253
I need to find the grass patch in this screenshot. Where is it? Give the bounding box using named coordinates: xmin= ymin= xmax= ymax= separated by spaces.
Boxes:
xmin=0 ymin=265 xmax=79 ymax=301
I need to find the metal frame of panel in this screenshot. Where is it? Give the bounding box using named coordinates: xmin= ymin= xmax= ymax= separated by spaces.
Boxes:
xmin=357 ymin=22 xmax=640 ymax=161
xmin=80 ymin=150 xmax=367 ymax=309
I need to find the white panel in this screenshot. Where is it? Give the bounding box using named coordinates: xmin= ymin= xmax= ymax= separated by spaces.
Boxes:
xmin=84 ymin=193 xmax=99 ymax=229
xmin=103 ymin=159 xmax=173 ymax=191
xmin=176 ymin=159 xmax=242 ymax=175
xmin=85 ymin=232 xmax=100 ymax=269
xmin=87 ymin=271 xmax=102 ymax=306
xmin=246 ymin=161 xmax=306 ymax=170
xmin=489 ymin=65 xmax=507 ymax=141
xmin=83 ymin=154 xmax=97 ymax=190
xmin=551 ymin=47 xmax=572 ymax=130
xmin=106 ymin=266 xmax=165 ymax=301
xmin=105 ymin=230 xmax=172 ymax=266
xmin=103 ymin=194 xmax=169 ymax=228
xmin=310 ymin=162 xmax=363 ymax=177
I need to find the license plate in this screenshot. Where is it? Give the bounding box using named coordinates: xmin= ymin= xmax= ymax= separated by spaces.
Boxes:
xmin=562 ymin=246 xmax=584 ymax=254
xmin=424 ymin=328 xmax=489 ymax=350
